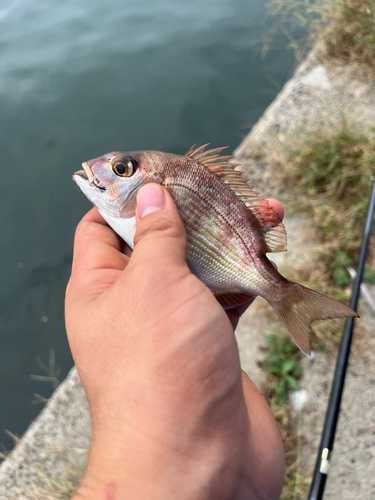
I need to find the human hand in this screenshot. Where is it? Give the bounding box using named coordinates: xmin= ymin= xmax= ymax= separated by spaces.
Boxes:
xmin=65 ymin=184 xmax=285 ymax=500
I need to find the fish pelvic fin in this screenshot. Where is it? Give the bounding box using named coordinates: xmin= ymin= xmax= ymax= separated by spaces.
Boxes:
xmin=215 ymin=291 xmax=255 ymax=309
xmin=270 ymin=282 xmax=358 ymax=356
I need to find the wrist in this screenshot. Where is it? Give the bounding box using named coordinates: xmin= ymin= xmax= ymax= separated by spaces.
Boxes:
xmin=73 ymin=448 xmax=246 ymax=500
xmin=72 ymin=412 xmax=249 ymax=500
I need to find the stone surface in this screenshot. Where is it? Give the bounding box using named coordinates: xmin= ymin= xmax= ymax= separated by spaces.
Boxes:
xmin=0 ymin=368 xmax=90 ymax=499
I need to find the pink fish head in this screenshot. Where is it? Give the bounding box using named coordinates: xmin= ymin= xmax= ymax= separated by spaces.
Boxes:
xmin=74 ymin=150 xmax=166 ymax=218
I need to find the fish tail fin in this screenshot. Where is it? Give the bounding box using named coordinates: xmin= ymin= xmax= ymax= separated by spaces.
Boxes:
xmin=269 ymin=282 xmax=358 ymax=356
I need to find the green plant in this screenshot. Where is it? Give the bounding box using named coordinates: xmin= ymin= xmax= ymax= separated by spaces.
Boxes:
xmin=260 ymin=335 xmax=308 ymax=499
xmin=274 ymin=121 xmax=375 ymax=286
xmin=267 ymin=0 xmax=375 ymax=79
xmin=260 ymin=332 xmax=302 ymax=403
xmin=322 ymin=0 xmax=375 ymax=76
xmin=363 ymin=268 xmax=375 ymax=282
xmin=281 ymin=469 xmax=310 ymax=500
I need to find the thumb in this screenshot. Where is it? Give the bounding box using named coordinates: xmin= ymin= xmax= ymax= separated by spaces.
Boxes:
xmin=130 ymin=183 xmax=188 ymax=271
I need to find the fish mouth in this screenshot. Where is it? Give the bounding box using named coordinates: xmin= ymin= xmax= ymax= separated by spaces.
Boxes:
xmin=74 ymin=170 xmax=89 ymax=180
xmin=82 ymin=161 xmax=94 ymax=183
xmin=73 ymin=162 xmax=106 ymax=192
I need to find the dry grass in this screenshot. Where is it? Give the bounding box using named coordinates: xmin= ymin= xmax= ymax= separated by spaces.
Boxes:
xmin=265 ymin=121 xmax=375 ymax=352
xmin=258 ymin=323 xmax=310 ymax=499
xmin=0 ymin=440 xmax=86 ymax=500
xmin=321 ymin=0 xmax=375 ymax=77
xmin=262 ymin=377 xmax=311 ymax=499
xmin=270 ymin=121 xmax=375 ymax=288
xmin=268 ymin=0 xmax=375 ymax=79
xmin=259 ymin=6 xmax=375 ymax=496
xmin=31 ymin=464 xmax=84 ymax=500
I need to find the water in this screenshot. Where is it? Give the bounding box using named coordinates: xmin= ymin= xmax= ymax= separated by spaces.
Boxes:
xmin=0 ymin=0 xmax=295 ymax=450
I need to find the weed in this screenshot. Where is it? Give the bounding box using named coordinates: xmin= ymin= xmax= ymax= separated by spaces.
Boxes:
xmin=32 ymin=464 xmax=84 ymax=500
xmin=30 ymin=350 xmax=61 ymax=404
xmin=260 ymin=332 xmax=309 ymax=499
xmin=0 ymin=439 xmax=87 ymax=499
xmin=282 ymin=469 xmax=310 ymax=500
xmin=260 ymin=332 xmax=302 ymax=403
xmin=267 ymin=0 xmax=375 ymax=79
xmin=321 ymin=0 xmax=375 ymax=77
xmin=271 ymin=121 xmax=375 ymax=287
xmin=363 ymin=268 xmax=375 ymax=282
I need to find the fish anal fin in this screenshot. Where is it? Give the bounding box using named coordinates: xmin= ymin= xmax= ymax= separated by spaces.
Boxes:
xmin=186 ymin=143 xmax=287 ymax=252
xmin=270 ymin=282 xmax=358 ymax=356
xmin=214 ymin=291 xmax=255 ymax=309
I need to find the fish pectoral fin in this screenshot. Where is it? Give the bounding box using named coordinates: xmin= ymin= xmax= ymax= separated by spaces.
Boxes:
xmin=270 ymin=282 xmax=358 ymax=356
xmin=214 ymin=291 xmax=256 ymax=309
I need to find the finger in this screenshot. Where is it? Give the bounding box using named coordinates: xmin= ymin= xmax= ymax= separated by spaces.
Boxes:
xmin=71 ymin=208 xmax=129 ymax=278
xmin=266 ymin=198 xmax=284 ymax=225
xmin=130 ymin=184 xmax=188 ymax=273
xmin=241 ymin=371 xmax=285 ymax=498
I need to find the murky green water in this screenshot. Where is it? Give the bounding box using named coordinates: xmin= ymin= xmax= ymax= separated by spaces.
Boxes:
xmin=0 ymin=0 xmax=295 ymax=449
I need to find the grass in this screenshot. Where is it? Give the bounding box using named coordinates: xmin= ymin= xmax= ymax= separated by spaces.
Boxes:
xmin=0 ymin=427 xmax=87 ymax=499
xmin=0 ymin=444 xmax=85 ymax=500
xmin=268 ymin=120 xmax=375 ymax=348
xmin=259 ymin=328 xmax=310 ymax=499
xmin=255 ymin=4 xmax=375 ymax=497
xmin=30 ymin=350 xmax=61 ymax=405
xmin=267 ymin=0 xmax=375 ymax=79
xmin=0 ymin=352 xmax=87 ymax=499
xmin=272 ymin=402 xmax=310 ymax=500
xmin=258 ymin=120 xmax=375 ymax=496
xmin=260 ymin=332 xmax=302 ymax=403
xmin=272 ymin=121 xmax=375 ymax=289
xmin=31 ymin=461 xmax=85 ymax=500
xmin=253 ymin=113 xmax=375 ymax=498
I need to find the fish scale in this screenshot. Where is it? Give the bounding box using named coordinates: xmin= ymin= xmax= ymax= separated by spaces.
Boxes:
xmin=73 ymin=144 xmax=358 ymax=355
xmin=165 ymin=168 xmax=263 ymax=293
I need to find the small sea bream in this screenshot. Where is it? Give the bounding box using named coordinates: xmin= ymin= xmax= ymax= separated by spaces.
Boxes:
xmin=73 ymin=144 xmax=357 ymax=355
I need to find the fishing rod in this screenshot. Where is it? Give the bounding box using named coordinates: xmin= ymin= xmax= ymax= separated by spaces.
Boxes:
xmin=308 ymin=176 xmax=375 ymax=500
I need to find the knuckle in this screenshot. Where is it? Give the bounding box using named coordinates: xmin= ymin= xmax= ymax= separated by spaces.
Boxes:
xmin=74 ymin=217 xmax=97 ymax=242
xmin=74 ymin=218 xmax=89 ymax=241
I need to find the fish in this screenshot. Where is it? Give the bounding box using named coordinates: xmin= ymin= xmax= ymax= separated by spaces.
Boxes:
xmin=73 ymin=144 xmax=358 ymax=355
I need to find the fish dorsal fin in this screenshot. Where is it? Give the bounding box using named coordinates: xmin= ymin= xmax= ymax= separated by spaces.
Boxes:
xmin=186 ymin=144 xmax=287 ymax=253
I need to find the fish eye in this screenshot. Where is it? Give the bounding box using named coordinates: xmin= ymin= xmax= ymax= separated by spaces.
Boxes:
xmin=115 ymin=163 xmax=126 ymax=175
xmin=112 ymin=156 xmax=137 ymax=177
